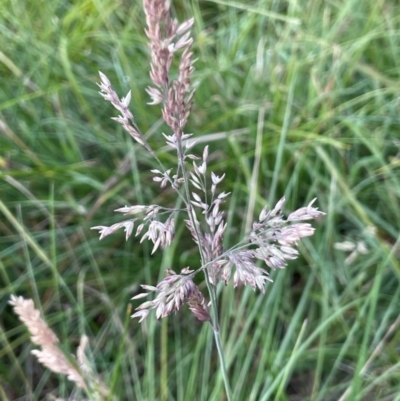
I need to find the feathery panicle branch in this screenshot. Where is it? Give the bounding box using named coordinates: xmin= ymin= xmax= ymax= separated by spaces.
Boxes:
xmin=143 ymin=0 xmax=195 ymax=138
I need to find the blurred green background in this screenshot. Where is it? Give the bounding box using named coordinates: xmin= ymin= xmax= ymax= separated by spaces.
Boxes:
xmin=1 ymin=0 xmax=399 ymax=400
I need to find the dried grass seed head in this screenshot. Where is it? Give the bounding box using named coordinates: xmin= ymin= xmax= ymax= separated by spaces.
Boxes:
xmin=9 ymin=295 xmax=86 ymax=389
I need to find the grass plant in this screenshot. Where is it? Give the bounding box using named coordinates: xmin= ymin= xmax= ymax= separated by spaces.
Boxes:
xmin=1 ymin=0 xmax=400 ymax=400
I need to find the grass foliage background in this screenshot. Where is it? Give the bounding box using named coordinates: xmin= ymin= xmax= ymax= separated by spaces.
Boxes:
xmin=1 ymin=0 xmax=400 ymax=400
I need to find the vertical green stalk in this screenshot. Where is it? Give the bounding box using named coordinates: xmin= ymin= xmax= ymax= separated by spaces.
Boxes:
xmin=161 ymin=315 xmax=168 ymax=401
xmin=204 ymin=272 xmax=233 ymax=401
xmin=176 ymin=140 xmax=233 ymax=401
